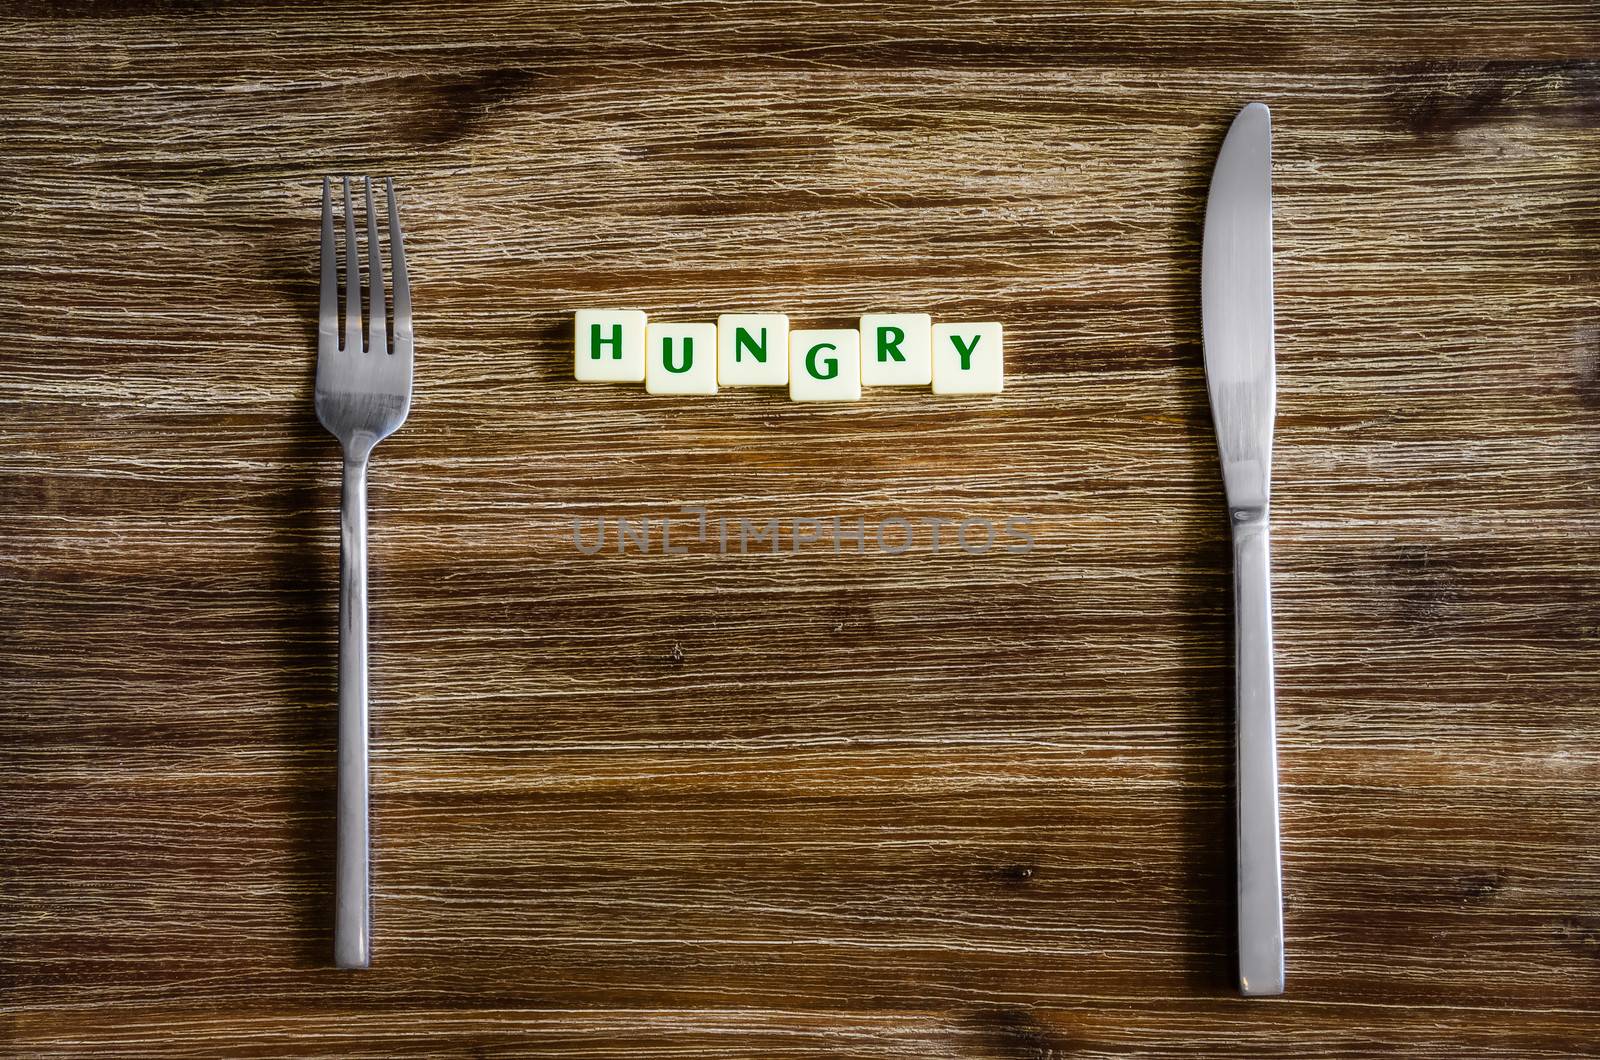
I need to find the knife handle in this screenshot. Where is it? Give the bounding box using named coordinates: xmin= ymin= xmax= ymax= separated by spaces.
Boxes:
xmin=1232 ymin=507 xmax=1284 ymax=996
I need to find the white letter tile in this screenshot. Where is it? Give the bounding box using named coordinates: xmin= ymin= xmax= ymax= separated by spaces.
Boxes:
xmin=788 ymin=329 xmax=861 ymax=402
xmin=574 ymin=309 xmax=646 ymax=382
xmin=931 ymin=322 xmax=1004 ymax=395
xmin=717 ymin=313 xmax=789 ymax=386
xmin=860 ymin=312 xmax=932 ymax=386
xmin=646 ymin=322 xmax=718 ymax=395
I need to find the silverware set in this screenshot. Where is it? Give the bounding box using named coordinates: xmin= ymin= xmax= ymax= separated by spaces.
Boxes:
xmin=315 ymin=101 xmax=1281 ymax=993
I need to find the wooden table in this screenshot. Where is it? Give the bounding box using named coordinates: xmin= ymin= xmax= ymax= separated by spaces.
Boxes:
xmin=4 ymin=3 xmax=1598 ymax=1056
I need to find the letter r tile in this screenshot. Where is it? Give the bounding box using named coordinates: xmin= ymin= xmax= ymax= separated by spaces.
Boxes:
xmin=860 ymin=312 xmax=932 ymax=386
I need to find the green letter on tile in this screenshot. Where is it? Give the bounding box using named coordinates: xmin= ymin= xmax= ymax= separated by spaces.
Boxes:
xmin=663 ymin=337 xmax=694 ymax=373
xmin=734 ymin=327 xmax=768 ymax=364
xmin=589 ymin=323 xmax=624 ymax=360
xmin=875 ymin=326 xmax=906 ymax=363
xmin=950 ymin=332 xmax=981 ymax=370
xmin=806 ymin=342 xmax=839 ymax=380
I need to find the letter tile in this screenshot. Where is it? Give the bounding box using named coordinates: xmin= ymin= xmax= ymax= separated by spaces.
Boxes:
xmin=717 ymin=313 xmax=790 ymax=386
xmin=646 ymin=322 xmax=718 ymax=395
xmin=859 ymin=312 xmax=932 ymax=386
xmin=788 ymin=329 xmax=861 ymax=402
xmin=574 ymin=309 xmax=647 ymax=382
xmin=931 ymin=322 xmax=1004 ymax=395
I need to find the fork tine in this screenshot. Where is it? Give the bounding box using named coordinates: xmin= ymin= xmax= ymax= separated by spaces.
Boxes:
xmin=319 ymin=178 xmax=337 ymax=353
xmin=343 ymin=177 xmax=362 ymax=354
xmin=364 ymin=177 xmax=387 ymax=357
xmin=386 ymin=178 xmax=412 ymax=360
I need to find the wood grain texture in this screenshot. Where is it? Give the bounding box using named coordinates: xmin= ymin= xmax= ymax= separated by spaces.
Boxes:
xmin=2 ymin=1 xmax=1599 ymax=1056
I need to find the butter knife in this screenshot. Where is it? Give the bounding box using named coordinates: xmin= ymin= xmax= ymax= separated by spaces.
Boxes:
xmin=1201 ymin=101 xmax=1284 ymax=997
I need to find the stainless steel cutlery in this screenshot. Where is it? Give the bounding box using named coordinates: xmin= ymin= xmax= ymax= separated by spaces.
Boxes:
xmin=302 ymin=114 xmax=1278 ymax=987
xmin=315 ymin=176 xmax=413 ymax=969
xmin=1202 ymin=102 xmax=1284 ymax=997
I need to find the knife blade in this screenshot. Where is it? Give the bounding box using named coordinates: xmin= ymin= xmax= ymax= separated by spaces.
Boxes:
xmin=1201 ymin=101 xmax=1284 ymax=997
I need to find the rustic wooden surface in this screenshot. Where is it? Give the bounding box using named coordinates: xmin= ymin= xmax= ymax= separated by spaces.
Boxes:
xmin=3 ymin=1 xmax=1599 ymax=1056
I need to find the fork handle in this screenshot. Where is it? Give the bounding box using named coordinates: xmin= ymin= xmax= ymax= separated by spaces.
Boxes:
xmin=1232 ymin=508 xmax=1283 ymax=995
xmin=336 ymin=456 xmax=372 ymax=969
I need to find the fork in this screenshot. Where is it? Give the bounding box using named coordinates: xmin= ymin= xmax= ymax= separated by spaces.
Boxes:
xmin=315 ymin=176 xmax=412 ymax=969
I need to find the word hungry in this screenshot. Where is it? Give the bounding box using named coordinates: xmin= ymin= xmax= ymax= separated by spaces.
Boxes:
xmin=574 ymin=310 xmax=1003 ymax=400
xmin=570 ymin=505 xmax=1035 ymax=556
